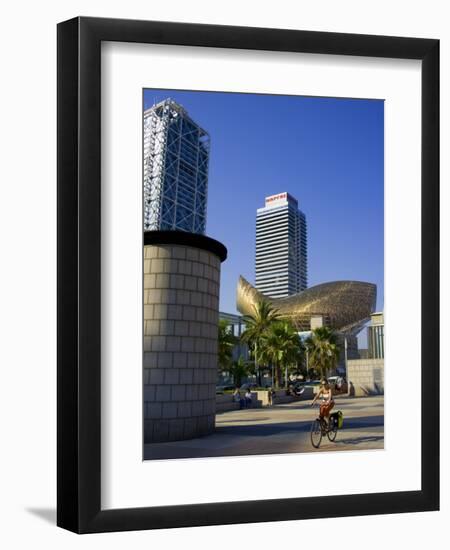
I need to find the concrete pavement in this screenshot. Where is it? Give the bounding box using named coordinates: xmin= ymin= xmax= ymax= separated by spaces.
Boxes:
xmin=143 ymin=395 xmax=384 ymax=460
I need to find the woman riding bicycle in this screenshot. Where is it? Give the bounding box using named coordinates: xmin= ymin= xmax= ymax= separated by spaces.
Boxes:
xmin=311 ymin=379 xmax=334 ymax=426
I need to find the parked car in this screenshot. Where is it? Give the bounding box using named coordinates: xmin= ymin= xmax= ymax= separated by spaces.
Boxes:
xmin=327 ymin=376 xmax=348 ymax=394
xmin=292 ymin=379 xmax=321 ymax=396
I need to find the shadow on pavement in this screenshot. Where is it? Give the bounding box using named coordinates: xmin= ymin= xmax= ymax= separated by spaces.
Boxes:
xmin=342 ymin=415 xmax=385 ymax=429
xmin=335 ymin=435 xmax=384 ymax=446
xmin=216 ymin=415 xmax=384 ymax=438
xmin=144 ymin=414 xmax=385 ymax=460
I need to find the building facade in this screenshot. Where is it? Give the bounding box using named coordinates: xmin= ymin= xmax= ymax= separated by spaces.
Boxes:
xmin=143 ymin=99 xmax=210 ymax=233
xmin=347 ymin=312 xmax=384 ymax=395
xmin=347 ymin=358 xmax=384 ymax=397
xmin=367 ymin=311 xmax=384 ymax=359
xmin=255 ymin=193 xmax=307 ymax=299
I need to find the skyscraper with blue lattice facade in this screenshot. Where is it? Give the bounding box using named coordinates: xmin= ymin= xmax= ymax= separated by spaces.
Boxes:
xmin=143 ymin=99 xmax=210 ymax=233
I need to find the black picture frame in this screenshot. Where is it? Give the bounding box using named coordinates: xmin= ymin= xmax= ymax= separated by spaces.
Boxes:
xmin=57 ymin=16 xmax=439 ymax=533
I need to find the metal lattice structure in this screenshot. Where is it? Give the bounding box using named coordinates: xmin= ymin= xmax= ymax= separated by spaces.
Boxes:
xmin=143 ymin=99 xmax=210 ymax=233
xmin=237 ymin=275 xmax=376 ymax=335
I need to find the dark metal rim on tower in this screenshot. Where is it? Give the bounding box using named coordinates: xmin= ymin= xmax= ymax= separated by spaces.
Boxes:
xmin=144 ymin=230 xmax=228 ymax=262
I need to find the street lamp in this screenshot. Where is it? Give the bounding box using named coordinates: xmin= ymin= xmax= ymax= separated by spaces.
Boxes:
xmin=344 ymin=334 xmax=348 ymax=373
xmin=344 ymin=334 xmax=350 ymax=396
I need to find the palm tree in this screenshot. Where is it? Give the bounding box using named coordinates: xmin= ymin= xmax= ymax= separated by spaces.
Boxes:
xmin=305 ymin=326 xmax=339 ymax=378
xmin=229 ymin=356 xmax=250 ymax=387
xmin=241 ymin=300 xmax=280 ymax=385
xmin=260 ymin=321 xmax=304 ymax=388
xmin=218 ymin=319 xmax=237 ymax=373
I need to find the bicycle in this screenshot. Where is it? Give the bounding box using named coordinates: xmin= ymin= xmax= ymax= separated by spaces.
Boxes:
xmin=310 ymin=405 xmax=339 ymax=449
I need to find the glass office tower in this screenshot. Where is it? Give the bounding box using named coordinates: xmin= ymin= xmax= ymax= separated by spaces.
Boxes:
xmin=255 ymin=192 xmax=307 ymax=298
xmin=143 ymin=99 xmax=210 ymax=233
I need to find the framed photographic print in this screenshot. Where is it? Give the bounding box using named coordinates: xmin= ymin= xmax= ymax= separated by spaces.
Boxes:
xmin=57 ymin=17 xmax=439 ymax=533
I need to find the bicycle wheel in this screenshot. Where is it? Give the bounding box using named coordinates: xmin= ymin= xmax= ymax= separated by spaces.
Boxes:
xmin=327 ymin=421 xmax=338 ymax=442
xmin=310 ymin=418 xmax=322 ymax=448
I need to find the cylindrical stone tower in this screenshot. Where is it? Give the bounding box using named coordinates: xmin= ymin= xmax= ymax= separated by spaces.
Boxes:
xmin=143 ymin=231 xmax=227 ymax=444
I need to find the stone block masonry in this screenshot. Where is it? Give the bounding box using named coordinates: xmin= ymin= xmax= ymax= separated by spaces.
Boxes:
xmin=143 ymin=232 xmax=227 ymax=444
xmin=347 ymin=358 xmax=384 ymax=397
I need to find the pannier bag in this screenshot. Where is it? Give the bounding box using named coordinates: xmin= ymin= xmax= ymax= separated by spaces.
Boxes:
xmin=330 ymin=410 xmax=344 ymax=429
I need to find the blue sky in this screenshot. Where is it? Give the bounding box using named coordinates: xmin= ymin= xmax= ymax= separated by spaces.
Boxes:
xmin=144 ymin=90 xmax=384 ymax=321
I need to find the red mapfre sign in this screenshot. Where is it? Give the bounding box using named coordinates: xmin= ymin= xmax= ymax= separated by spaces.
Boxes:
xmin=266 ymin=193 xmax=287 ymax=204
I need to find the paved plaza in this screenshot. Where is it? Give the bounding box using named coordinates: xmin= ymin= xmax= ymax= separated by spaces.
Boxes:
xmin=143 ymin=395 xmax=384 ymax=460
